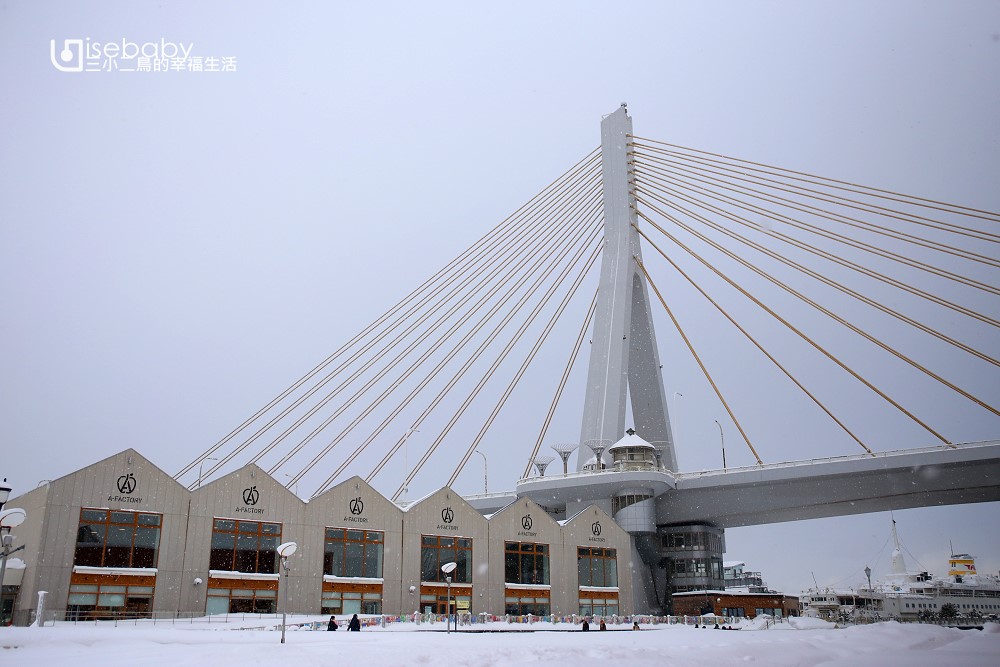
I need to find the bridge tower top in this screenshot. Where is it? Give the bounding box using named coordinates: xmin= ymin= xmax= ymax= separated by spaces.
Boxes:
xmin=578 ymin=106 xmax=677 ymax=471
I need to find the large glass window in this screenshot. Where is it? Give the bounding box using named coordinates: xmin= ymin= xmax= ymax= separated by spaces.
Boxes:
xmin=324 ymin=529 xmax=384 ymax=578
xmin=74 ymin=509 xmax=161 ymax=568
xmin=504 ymin=542 xmax=550 ymax=585
xmin=612 ymin=494 xmax=652 ymax=515
xmin=577 ymin=547 xmax=618 ymax=587
xmin=209 ymin=519 xmax=281 ymax=574
xmin=579 ymin=596 xmax=619 ymax=617
xmin=662 ymin=529 xmax=723 ymax=553
xmin=420 ymin=592 xmax=471 ymax=615
xmin=670 ymin=557 xmax=724 ymax=581
xmin=420 ymin=535 xmax=472 ymax=583
xmin=206 ymin=587 xmax=276 ymax=615
xmin=321 ymin=589 xmax=382 ymax=615
xmin=505 ymin=593 xmax=550 ymax=616
xmin=67 ymin=581 xmax=154 ymax=620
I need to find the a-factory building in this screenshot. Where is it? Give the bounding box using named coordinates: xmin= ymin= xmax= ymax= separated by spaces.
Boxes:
xmin=2 ymin=448 xmax=633 ymax=621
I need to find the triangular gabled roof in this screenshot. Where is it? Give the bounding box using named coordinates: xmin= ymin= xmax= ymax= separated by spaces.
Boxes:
xmin=192 ymin=462 xmax=304 ymax=508
xmin=307 ymin=475 xmax=402 ymax=520
xmin=49 ymin=448 xmax=183 ymax=490
xmin=403 ymin=486 xmax=488 ymax=534
xmin=490 ymin=495 xmax=561 ymax=531
xmin=32 ymin=448 xmax=189 ymax=514
xmin=406 ymin=486 xmax=480 ymax=514
xmin=561 ymin=503 xmax=620 ymax=534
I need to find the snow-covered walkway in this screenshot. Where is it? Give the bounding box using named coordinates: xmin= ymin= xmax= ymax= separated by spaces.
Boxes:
xmin=2 ymin=617 xmax=998 ymax=666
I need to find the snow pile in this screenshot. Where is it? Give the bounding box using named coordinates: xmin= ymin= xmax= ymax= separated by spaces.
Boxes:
xmin=740 ymin=614 xmax=787 ymax=631
xmin=787 ymin=616 xmax=838 ymax=630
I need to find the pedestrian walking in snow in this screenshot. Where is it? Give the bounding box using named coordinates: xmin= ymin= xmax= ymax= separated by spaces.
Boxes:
xmin=348 ymin=613 xmax=361 ymax=631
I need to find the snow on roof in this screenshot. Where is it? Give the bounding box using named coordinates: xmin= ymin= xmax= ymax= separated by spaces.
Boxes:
xmin=488 ymin=498 xmax=521 ymax=517
xmin=607 ymin=432 xmax=655 ymax=451
xmin=560 ymin=506 xmax=589 ymax=525
xmin=396 ymin=487 xmax=440 ymax=510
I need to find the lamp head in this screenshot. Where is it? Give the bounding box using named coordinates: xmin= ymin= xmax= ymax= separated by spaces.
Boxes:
xmin=277 ymin=541 xmax=298 ymax=558
xmin=0 ymin=507 xmax=26 ymax=529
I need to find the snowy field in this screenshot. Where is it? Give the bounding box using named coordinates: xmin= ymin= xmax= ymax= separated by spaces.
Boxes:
xmin=2 ymin=617 xmax=998 ymax=667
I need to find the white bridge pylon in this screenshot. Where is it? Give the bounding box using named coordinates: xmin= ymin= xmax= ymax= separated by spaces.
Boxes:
xmin=579 ymin=105 xmax=677 ymax=471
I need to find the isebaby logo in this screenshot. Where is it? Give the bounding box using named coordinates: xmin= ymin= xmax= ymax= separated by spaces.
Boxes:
xmin=49 ymin=37 xmax=236 ymax=73
xmin=50 ymin=38 xmax=84 ymax=71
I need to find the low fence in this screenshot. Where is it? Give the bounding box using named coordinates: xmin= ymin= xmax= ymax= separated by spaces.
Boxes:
xmin=9 ymin=609 xmax=741 ymax=629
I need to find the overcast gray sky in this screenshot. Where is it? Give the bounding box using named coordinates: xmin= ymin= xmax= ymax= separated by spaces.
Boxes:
xmin=1 ymin=1 xmax=998 ymax=595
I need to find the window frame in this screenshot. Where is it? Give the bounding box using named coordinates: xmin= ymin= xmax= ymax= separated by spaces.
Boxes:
xmin=577 ymin=547 xmax=618 ymax=588
xmin=73 ymin=508 xmax=162 ymax=569
xmin=504 ymin=541 xmax=550 ymax=585
xmin=420 ymin=535 xmax=472 ymax=583
xmin=209 ymin=518 xmax=282 ymax=574
xmin=323 ymin=527 xmax=385 ymax=578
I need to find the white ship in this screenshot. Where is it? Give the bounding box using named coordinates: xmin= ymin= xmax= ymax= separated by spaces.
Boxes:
xmin=801 ymin=521 xmax=1000 ymax=621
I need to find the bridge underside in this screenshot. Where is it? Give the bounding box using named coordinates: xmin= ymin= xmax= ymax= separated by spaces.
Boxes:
xmin=507 ymin=440 xmax=1000 ymax=529
xmin=660 ymin=440 xmax=1000 ymax=528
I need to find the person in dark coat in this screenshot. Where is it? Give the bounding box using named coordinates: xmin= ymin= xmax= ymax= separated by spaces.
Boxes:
xmin=348 ymin=613 xmax=361 ymax=631
xmin=599 ymin=619 xmax=607 ymax=631
xmin=327 ymin=615 xmax=338 ymax=631
xmin=581 ymin=618 xmax=590 ymax=631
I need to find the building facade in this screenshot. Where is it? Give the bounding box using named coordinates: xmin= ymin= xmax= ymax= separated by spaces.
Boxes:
xmin=672 ymin=590 xmax=799 ymax=619
xmin=5 ymin=449 xmax=633 ymax=621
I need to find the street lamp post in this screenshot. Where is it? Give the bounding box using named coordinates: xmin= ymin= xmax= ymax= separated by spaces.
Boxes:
xmin=551 ymin=444 xmax=578 ymax=476
xmin=441 ymin=561 xmax=457 ymax=634
xmin=473 ymin=450 xmax=488 ymax=494
xmin=196 ymin=457 xmax=218 ymax=489
xmin=864 ymin=565 xmax=872 ymax=620
xmin=714 ymin=420 xmax=726 ymax=470
xmin=0 ymin=505 xmax=27 ymax=624
xmin=277 ymin=541 xmax=298 ymax=644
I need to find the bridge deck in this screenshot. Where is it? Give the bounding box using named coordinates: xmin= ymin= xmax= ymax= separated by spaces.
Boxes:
xmin=503 ymin=440 xmax=1000 ymax=528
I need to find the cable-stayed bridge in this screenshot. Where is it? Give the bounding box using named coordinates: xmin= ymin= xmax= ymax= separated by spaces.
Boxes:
xmin=176 ymin=107 xmax=999 ymax=607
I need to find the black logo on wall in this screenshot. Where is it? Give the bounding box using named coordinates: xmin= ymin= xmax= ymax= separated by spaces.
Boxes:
xmin=243 ymin=485 xmax=260 ymax=506
xmin=592 ymin=521 xmax=602 ymax=536
xmin=350 ymin=497 xmax=364 ymax=515
xmin=521 ymin=514 xmax=533 ymax=530
xmin=117 ymin=473 xmax=136 ymax=495
xmin=441 ymin=507 xmax=454 ymax=524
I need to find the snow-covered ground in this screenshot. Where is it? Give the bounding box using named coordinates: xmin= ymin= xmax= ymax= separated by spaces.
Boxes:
xmin=2 ymin=617 xmax=998 ymax=666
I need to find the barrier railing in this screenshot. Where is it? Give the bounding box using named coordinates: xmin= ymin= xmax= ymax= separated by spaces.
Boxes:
xmin=13 ymin=609 xmax=744 ymax=629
